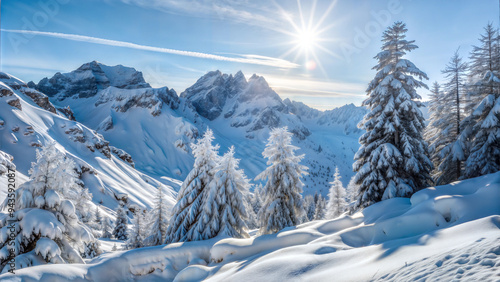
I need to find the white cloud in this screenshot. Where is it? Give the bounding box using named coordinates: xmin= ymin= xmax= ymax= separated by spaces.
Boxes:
xmin=117 ymin=0 xmax=284 ymax=31
xmin=2 ymin=29 xmax=299 ymax=69
xmin=264 ymin=75 xmax=366 ymax=98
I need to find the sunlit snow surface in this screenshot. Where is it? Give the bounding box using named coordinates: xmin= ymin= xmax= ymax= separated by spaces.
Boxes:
xmin=0 ymin=72 xmax=178 ymax=215
xmin=2 ymin=172 xmax=499 ymax=281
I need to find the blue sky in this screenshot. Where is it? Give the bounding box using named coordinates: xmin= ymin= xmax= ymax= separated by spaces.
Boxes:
xmin=1 ymin=0 xmax=499 ymax=110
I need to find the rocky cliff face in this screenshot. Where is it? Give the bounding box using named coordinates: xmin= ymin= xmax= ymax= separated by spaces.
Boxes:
xmin=181 ymin=70 xmax=247 ymax=120
xmin=182 ymin=71 xmax=311 ymax=139
xmin=36 ymin=61 xmax=150 ymax=99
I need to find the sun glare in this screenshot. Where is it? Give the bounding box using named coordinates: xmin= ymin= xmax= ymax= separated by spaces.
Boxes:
xmin=274 ymin=0 xmax=340 ymax=76
xmin=296 ymin=28 xmax=318 ymax=51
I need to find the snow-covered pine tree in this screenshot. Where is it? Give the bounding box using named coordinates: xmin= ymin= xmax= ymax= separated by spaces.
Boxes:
xmin=126 ymin=208 xmax=146 ymax=249
xmin=101 ymin=217 xmax=112 ymax=239
xmin=256 ymin=127 xmax=308 ymax=234
xmin=426 ymin=51 xmax=468 ymax=185
xmin=345 ymin=176 xmax=359 ymax=204
xmin=462 ymin=24 xmax=500 ymax=178
xmin=111 ymin=244 xmax=117 ymax=251
xmin=353 ymin=21 xmax=432 ymax=209
xmin=74 ymin=188 xmax=93 ymax=223
xmin=326 ymin=167 xmax=347 ymax=219
xmin=165 ymin=128 xmax=220 ymax=243
xmin=314 ymin=195 xmax=326 ymax=220
xmin=198 ymin=146 xmax=250 ymax=239
xmin=345 ymin=176 xmax=360 ymax=214
xmin=0 ymin=142 xmax=94 ymax=273
xmin=245 ymin=193 xmax=259 ymax=230
xmin=304 ymin=195 xmax=316 ymax=221
xmin=144 ymin=187 xmax=170 ymax=246
xmin=425 ymin=82 xmax=448 ymax=174
xmin=82 ymin=240 xmax=101 ymax=259
xmin=112 ymin=201 xmax=128 ymax=240
xmin=94 ymin=205 xmax=102 ymax=229
xmin=251 ymin=184 xmax=263 ymax=216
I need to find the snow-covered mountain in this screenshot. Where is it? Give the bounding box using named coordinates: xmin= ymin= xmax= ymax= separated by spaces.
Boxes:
xmin=181 ymin=70 xmax=310 ymax=140
xmin=0 ymin=72 xmax=178 ymax=217
xmin=284 ymin=98 xmax=368 ymax=135
xmin=34 ymin=60 xmax=150 ymax=99
xmin=28 ymin=61 xmax=367 ymax=196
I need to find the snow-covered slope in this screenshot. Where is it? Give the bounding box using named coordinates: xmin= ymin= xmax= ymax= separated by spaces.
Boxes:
xmin=31 ymin=63 xmax=368 ymax=196
xmin=4 ymin=171 xmax=499 ymax=281
xmin=0 ymin=72 xmax=178 ymax=215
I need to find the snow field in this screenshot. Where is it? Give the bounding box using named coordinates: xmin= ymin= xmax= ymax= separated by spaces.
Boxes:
xmin=2 ymin=171 xmax=498 ymax=281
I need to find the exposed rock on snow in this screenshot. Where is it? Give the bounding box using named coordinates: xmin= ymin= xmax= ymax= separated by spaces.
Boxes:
xmin=110 ymin=146 xmax=135 ymax=167
xmin=0 ymin=83 xmax=15 ymax=97
xmin=95 ymin=86 xmax=178 ymax=116
xmin=57 ymin=106 xmax=76 ymax=121
xmin=19 ymin=88 xmax=57 ymax=114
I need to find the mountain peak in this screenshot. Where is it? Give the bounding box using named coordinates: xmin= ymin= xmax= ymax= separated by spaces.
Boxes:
xmin=234 ymin=70 xmax=244 ymax=78
xmin=36 ymin=61 xmax=150 ymax=99
xmin=248 ymin=74 xmax=269 ymax=88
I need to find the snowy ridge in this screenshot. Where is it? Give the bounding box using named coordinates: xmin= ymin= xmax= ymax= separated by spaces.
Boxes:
xmin=0 ymin=72 xmax=178 ymax=216
xmin=317 ymin=103 xmax=368 ymax=135
xmin=283 ymin=99 xmax=369 ymax=135
xmin=4 ymin=172 xmax=499 ymax=281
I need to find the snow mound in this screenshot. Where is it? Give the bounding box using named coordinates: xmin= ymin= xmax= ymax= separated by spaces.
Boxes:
xmin=4 ymin=172 xmax=499 ymax=281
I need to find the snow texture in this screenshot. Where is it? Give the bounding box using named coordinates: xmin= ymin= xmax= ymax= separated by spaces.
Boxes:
xmin=3 ymin=171 xmax=499 ymax=281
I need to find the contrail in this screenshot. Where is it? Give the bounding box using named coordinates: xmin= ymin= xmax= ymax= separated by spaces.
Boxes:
xmin=2 ymin=29 xmax=299 ymax=69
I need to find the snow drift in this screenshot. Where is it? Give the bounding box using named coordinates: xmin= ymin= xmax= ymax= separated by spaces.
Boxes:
xmin=3 ymin=171 xmax=499 ymax=281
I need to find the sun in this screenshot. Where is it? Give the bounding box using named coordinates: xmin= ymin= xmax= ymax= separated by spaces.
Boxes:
xmin=295 ymin=28 xmax=318 ymax=52
xmin=273 ymin=1 xmax=340 ymax=75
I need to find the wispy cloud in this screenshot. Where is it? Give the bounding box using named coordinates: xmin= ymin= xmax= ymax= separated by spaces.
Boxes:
xmin=2 ymin=29 xmax=299 ymax=69
xmin=117 ymin=0 xmax=284 ymax=31
xmin=262 ymin=75 xmax=366 ymax=109
xmin=265 ymin=75 xmax=366 ymax=98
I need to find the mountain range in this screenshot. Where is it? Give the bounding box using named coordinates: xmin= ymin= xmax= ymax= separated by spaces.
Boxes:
xmin=0 ymin=61 xmax=368 ymax=214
